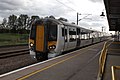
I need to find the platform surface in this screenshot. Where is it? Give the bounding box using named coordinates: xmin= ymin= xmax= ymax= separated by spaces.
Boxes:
xmin=103 ymin=42 xmax=120 ymax=80
xmin=0 ymin=42 xmax=105 ymax=80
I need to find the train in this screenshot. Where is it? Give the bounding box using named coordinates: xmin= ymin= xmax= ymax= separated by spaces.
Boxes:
xmin=29 ymin=17 xmax=107 ymax=61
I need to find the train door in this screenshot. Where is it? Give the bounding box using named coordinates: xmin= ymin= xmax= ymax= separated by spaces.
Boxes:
xmin=68 ymin=27 xmax=77 ymax=50
xmin=63 ymin=26 xmax=69 ymax=51
xmin=76 ymin=28 xmax=81 ymax=47
xmin=36 ymin=25 xmax=45 ymax=52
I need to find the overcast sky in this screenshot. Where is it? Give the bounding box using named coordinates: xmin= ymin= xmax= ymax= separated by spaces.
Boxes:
xmin=0 ymin=0 xmax=109 ymax=32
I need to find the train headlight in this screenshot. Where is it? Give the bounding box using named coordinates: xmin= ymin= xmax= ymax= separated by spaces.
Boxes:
xmin=30 ymin=43 xmax=34 ymax=47
xmin=49 ymin=45 xmax=56 ymax=50
xmin=53 ymin=45 xmax=56 ymax=49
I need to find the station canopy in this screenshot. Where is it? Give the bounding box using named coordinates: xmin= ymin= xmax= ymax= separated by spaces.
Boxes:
xmin=104 ymin=0 xmax=120 ymax=31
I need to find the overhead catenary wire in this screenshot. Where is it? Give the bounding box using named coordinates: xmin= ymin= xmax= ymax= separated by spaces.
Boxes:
xmin=55 ymin=0 xmax=77 ymax=12
xmin=67 ymin=0 xmax=76 ymax=7
xmin=55 ymin=0 xmax=91 ymax=17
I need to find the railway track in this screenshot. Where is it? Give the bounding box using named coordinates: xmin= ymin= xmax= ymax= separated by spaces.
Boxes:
xmin=0 ymin=49 xmax=29 ymax=59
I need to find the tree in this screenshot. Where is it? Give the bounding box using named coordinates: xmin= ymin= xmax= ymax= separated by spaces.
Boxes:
xmin=0 ymin=14 xmax=40 ymax=33
xmin=27 ymin=15 xmax=40 ymax=30
xmin=1 ymin=18 xmax=7 ymax=29
xmin=8 ymin=14 xmax=17 ymax=33
xmin=17 ymin=14 xmax=29 ymax=30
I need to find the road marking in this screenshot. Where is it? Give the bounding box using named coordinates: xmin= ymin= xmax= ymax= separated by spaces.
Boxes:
xmin=17 ymin=53 xmax=81 ymax=80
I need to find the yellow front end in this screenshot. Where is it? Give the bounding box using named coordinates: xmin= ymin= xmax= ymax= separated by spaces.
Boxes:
xmin=36 ymin=25 xmax=45 ymax=52
xmin=29 ymin=24 xmax=48 ymax=61
xmin=29 ymin=19 xmax=58 ymax=61
xmin=48 ymin=41 xmax=57 ymax=51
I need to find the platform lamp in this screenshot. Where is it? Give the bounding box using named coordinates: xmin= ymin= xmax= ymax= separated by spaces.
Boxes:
xmin=100 ymin=11 xmax=105 ymax=37
xmin=100 ymin=12 xmax=105 ymax=17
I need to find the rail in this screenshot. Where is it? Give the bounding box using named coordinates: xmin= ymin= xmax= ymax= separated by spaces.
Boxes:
xmin=0 ymin=49 xmax=29 ymax=59
xmin=97 ymin=40 xmax=113 ymax=80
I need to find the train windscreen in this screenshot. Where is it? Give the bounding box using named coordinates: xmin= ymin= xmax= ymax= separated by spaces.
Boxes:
xmin=48 ymin=22 xmax=57 ymax=41
xmin=30 ymin=25 xmax=36 ymax=39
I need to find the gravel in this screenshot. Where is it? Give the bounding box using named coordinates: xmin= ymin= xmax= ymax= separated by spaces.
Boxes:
xmin=0 ymin=54 xmax=37 ymax=75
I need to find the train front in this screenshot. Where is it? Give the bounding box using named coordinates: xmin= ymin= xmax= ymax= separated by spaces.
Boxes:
xmin=29 ymin=19 xmax=58 ymax=61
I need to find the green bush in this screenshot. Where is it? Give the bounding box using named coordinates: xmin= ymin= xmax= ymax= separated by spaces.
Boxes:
xmin=0 ymin=33 xmax=29 ymax=46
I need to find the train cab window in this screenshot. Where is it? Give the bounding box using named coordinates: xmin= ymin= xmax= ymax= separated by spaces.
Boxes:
xmin=48 ymin=22 xmax=57 ymax=41
xmin=30 ymin=25 xmax=36 ymax=39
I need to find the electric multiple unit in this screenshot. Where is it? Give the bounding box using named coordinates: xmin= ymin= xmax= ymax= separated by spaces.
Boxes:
xmin=29 ymin=18 xmax=106 ymax=61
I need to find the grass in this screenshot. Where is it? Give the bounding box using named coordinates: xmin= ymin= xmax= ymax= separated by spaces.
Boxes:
xmin=0 ymin=33 xmax=29 ymax=46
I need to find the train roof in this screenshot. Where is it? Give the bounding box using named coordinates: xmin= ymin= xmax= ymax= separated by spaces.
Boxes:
xmin=41 ymin=18 xmax=102 ymax=33
xmin=46 ymin=18 xmax=91 ymax=30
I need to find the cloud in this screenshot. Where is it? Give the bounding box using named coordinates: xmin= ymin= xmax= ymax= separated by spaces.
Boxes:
xmin=0 ymin=0 xmax=74 ymax=22
xmin=89 ymin=0 xmax=102 ymax=3
xmin=0 ymin=0 xmax=108 ymax=32
xmin=0 ymin=0 xmax=24 ymax=10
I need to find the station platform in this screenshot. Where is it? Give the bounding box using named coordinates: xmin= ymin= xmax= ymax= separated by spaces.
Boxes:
xmin=0 ymin=42 xmax=105 ymax=80
xmin=97 ymin=41 xmax=120 ymax=80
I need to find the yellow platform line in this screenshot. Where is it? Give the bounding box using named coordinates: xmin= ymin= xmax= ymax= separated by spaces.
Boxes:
xmin=17 ymin=52 xmax=81 ymax=80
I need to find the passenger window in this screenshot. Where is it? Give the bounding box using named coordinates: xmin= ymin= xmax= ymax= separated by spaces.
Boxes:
xmin=86 ymin=33 xmax=90 ymax=39
xmin=69 ymin=30 xmax=76 ymax=42
xmin=81 ymin=34 xmax=85 ymax=40
xmin=90 ymin=33 xmax=93 ymax=39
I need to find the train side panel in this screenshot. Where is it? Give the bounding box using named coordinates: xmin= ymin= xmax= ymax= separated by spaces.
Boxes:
xmin=54 ymin=24 xmax=65 ymax=54
xmin=80 ymin=39 xmax=92 ymax=47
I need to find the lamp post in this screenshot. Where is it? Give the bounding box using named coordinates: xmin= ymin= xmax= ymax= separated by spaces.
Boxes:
xmin=100 ymin=11 xmax=105 ymax=32
xmin=77 ymin=12 xmax=81 ymax=25
xmin=102 ymin=26 xmax=104 ymax=32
